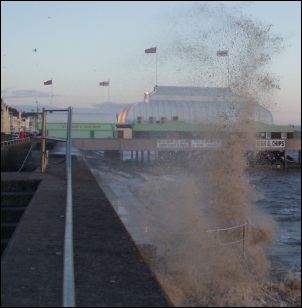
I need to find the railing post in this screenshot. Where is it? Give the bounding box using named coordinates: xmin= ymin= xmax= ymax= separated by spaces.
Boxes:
xmin=66 ymin=107 xmax=72 ymax=178
xmin=40 ymin=108 xmax=47 ymax=172
xmin=36 ymin=106 xmax=76 ymax=305
xmin=63 ymin=106 xmax=75 ymax=307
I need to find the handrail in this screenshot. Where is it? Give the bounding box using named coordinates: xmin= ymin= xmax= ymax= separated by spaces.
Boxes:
xmin=164 ymin=221 xmax=249 ymax=257
xmin=17 ymin=143 xmax=34 ymax=172
xmin=206 ymin=222 xmax=248 ymax=233
xmin=63 ymin=107 xmax=76 ymax=307
xmin=40 ymin=107 xmax=75 ymax=307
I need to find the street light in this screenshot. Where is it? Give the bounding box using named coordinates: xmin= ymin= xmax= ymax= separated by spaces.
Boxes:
xmin=36 ymin=101 xmax=39 ymax=132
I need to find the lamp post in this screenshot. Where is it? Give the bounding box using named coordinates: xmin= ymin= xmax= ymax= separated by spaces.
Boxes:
xmin=36 ymin=101 xmax=39 ymax=133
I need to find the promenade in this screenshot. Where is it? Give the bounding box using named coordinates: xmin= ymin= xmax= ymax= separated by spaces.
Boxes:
xmin=1 ymin=155 xmax=172 ymax=307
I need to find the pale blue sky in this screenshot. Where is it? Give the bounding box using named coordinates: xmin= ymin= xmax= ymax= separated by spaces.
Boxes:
xmin=1 ymin=1 xmax=301 ymax=125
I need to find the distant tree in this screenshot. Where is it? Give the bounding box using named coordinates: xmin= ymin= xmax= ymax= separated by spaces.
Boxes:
xmin=8 ymin=107 xmax=19 ymax=117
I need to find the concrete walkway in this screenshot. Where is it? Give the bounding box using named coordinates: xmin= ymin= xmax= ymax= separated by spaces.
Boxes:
xmin=1 ymin=155 xmax=172 ymax=307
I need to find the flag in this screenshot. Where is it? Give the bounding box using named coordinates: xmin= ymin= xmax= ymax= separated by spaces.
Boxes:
xmin=99 ymin=81 xmax=109 ymax=86
xmin=217 ymin=50 xmax=228 ymax=56
xmin=145 ymin=47 xmax=157 ymax=54
xmin=44 ymin=79 xmax=52 ymax=85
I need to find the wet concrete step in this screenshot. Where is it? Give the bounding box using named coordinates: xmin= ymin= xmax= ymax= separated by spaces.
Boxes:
xmin=1 ymin=222 xmax=19 ymax=238
xmin=1 ymin=179 xmax=41 ymax=192
xmin=1 ymin=192 xmax=34 ymax=207
xmin=1 ymin=239 xmax=10 ymax=245
xmin=1 ymin=239 xmax=10 ymax=255
xmin=1 ymin=192 xmax=35 ymax=196
xmin=1 ymin=207 xmax=27 ymax=222
xmin=1 ymin=179 xmax=40 ymax=258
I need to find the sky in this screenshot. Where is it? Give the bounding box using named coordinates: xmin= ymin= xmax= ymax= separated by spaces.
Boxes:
xmin=1 ymin=1 xmax=301 ymax=125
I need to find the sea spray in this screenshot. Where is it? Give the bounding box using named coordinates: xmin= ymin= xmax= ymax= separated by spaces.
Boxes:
xmin=129 ymin=2 xmax=292 ymax=306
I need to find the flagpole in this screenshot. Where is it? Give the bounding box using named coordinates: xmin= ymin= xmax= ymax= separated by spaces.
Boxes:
xmin=155 ymin=46 xmax=158 ymax=86
xmin=51 ymin=78 xmax=53 ymax=105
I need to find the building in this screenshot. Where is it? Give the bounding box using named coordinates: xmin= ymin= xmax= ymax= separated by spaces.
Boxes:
xmin=1 ymin=99 xmax=11 ymax=134
xmin=113 ymin=86 xmax=300 ymax=167
xmin=1 ymin=99 xmax=21 ymax=135
xmin=1 ymin=99 xmax=41 ymax=136
xmin=117 ymin=86 xmax=274 ymax=125
xmin=116 ymin=85 xmax=279 ymax=139
xmin=25 ymin=112 xmax=42 ymax=134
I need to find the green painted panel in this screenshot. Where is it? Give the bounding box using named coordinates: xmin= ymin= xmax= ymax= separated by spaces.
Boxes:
xmin=41 ymin=122 xmax=116 ymax=131
xmin=133 ymin=121 xmax=297 ymax=133
xmin=94 ymin=131 xmax=114 ymax=138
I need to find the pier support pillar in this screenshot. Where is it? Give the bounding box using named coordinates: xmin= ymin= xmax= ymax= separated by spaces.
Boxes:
xmin=141 ymin=151 xmax=144 ymax=163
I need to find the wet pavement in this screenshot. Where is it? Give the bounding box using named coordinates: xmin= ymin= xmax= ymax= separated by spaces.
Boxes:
xmin=1 ymin=149 xmax=172 ymax=307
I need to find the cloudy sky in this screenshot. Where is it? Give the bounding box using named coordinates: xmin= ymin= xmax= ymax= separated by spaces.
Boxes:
xmin=1 ymin=1 xmax=301 ymax=125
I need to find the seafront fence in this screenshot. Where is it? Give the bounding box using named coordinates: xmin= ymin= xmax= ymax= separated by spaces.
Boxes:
xmin=164 ymin=221 xmax=249 ymax=258
xmin=1 ymin=137 xmax=31 ymax=147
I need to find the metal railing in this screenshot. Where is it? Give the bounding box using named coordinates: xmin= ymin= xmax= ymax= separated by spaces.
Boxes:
xmin=1 ymin=137 xmax=31 ymax=147
xmin=164 ymin=221 xmax=249 ymax=258
xmin=206 ymin=221 xmax=249 ymax=253
xmin=63 ymin=107 xmax=75 ymax=307
xmin=17 ymin=143 xmax=34 ymax=172
xmin=40 ymin=107 xmax=75 ymax=307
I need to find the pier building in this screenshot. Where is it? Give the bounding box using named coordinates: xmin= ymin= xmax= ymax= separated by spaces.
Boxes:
xmin=36 ymin=86 xmax=300 ymax=168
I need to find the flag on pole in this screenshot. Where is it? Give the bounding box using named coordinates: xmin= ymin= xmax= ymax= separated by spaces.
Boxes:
xmin=44 ymin=79 xmax=52 ymax=85
xmin=99 ymin=81 xmax=109 ymax=86
xmin=145 ymin=47 xmax=157 ymax=54
xmin=217 ymin=50 xmax=228 ymax=56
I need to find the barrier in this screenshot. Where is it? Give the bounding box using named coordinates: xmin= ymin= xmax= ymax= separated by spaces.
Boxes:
xmin=164 ymin=221 xmax=249 ymax=258
xmin=1 ymin=137 xmax=31 ymax=148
